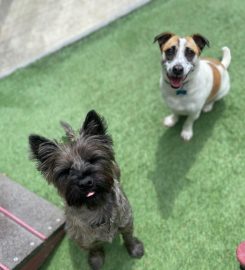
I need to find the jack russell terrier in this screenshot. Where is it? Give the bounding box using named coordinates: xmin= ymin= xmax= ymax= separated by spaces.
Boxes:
xmin=154 ymin=32 xmax=231 ymax=141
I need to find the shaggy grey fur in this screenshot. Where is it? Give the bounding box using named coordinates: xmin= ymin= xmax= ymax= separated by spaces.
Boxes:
xmin=65 ymin=179 xmax=132 ymax=249
xmin=29 ymin=110 xmax=144 ymax=270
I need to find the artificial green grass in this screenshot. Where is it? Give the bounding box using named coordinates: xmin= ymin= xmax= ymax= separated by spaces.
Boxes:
xmin=0 ymin=0 xmax=245 ymax=269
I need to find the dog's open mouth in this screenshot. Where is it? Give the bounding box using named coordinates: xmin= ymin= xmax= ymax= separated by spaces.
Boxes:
xmin=86 ymin=191 xmax=95 ymax=198
xmin=167 ymin=75 xmax=185 ymax=89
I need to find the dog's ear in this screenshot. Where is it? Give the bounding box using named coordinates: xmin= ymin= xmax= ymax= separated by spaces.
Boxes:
xmin=81 ymin=110 xmax=107 ymax=136
xmin=60 ymin=121 xmax=76 ymax=142
xmin=29 ymin=134 xmax=58 ymax=178
xmin=192 ymin=34 xmax=210 ymax=52
xmin=153 ymin=32 xmax=174 ymax=49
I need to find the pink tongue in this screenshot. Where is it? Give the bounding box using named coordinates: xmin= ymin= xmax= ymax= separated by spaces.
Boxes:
xmin=86 ymin=191 xmax=95 ymax=198
xmin=170 ymin=77 xmax=183 ymax=89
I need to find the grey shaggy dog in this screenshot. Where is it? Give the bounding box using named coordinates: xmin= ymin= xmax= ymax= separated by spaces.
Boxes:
xmin=29 ymin=110 xmax=144 ymax=270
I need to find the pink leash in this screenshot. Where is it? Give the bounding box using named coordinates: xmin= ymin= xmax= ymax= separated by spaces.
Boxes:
xmin=0 ymin=206 xmax=47 ymax=241
xmin=0 ymin=263 xmax=10 ymax=270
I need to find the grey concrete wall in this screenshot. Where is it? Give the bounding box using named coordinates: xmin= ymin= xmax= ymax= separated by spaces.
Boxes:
xmin=0 ymin=0 xmax=150 ymax=78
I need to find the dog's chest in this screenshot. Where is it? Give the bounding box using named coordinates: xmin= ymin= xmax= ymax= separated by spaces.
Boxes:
xmin=163 ymin=91 xmax=202 ymax=115
xmin=65 ymin=182 xmax=132 ymax=248
xmin=66 ymin=206 xmax=119 ymax=245
xmin=161 ymin=78 xmax=208 ymax=114
xmin=160 ymin=63 xmax=213 ymax=115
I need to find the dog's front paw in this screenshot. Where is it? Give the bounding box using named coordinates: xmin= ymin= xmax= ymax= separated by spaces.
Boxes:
xmin=163 ymin=115 xmax=178 ymax=127
xmin=88 ymin=249 xmax=105 ymax=270
xmin=181 ymin=129 xmax=193 ymax=141
xmin=125 ymin=237 xmax=144 ymax=259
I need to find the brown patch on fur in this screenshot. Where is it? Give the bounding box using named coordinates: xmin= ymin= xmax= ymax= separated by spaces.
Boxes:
xmin=207 ymin=63 xmax=221 ymax=103
xmin=162 ymin=35 xmax=179 ymax=52
xmin=201 ymin=57 xmax=225 ymax=68
xmin=185 ymin=36 xmax=200 ymax=55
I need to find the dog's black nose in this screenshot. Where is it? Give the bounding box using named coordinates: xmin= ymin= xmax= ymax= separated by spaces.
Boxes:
xmin=173 ymin=65 xmax=184 ymax=76
xmin=79 ymin=177 xmax=93 ymax=187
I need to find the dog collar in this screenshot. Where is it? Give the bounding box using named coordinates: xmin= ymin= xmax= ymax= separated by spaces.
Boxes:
xmin=176 ymin=89 xmax=187 ymax=96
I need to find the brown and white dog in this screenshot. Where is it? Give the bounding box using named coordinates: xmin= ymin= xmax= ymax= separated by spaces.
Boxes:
xmin=154 ymin=32 xmax=231 ymax=140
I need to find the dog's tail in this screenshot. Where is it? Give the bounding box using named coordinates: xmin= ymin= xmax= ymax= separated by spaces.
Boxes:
xmin=221 ymin=47 xmax=231 ymax=69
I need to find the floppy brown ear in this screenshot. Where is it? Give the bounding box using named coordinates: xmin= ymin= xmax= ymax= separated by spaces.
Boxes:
xmin=153 ymin=32 xmax=174 ymax=50
xmin=192 ymin=34 xmax=210 ymax=52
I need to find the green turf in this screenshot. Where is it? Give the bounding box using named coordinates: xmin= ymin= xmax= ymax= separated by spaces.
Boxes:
xmin=0 ymin=0 xmax=244 ymax=269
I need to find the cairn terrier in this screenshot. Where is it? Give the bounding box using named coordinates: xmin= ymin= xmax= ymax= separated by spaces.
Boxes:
xmin=29 ymin=110 xmax=144 ymax=270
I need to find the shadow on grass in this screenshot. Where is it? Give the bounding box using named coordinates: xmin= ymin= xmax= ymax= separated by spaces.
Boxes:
xmin=149 ymin=101 xmax=226 ymax=219
xmin=69 ymin=236 xmax=136 ymax=270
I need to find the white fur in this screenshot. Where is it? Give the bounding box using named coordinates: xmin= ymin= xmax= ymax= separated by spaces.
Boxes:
xmin=221 ymin=46 xmax=231 ymax=69
xmin=160 ymin=43 xmax=231 ymax=141
xmin=164 ymin=38 xmax=196 ymax=77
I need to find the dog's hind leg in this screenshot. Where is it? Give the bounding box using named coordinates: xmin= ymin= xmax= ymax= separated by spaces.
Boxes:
xmin=203 ymin=102 xmax=214 ymax=113
xmin=88 ymin=246 xmax=105 ymax=270
xmin=120 ymin=222 xmax=144 ymax=259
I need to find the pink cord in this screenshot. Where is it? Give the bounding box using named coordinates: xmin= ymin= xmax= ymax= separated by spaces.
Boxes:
xmin=0 ymin=206 xmax=47 ymax=241
xmin=0 ymin=262 xmax=10 ymax=270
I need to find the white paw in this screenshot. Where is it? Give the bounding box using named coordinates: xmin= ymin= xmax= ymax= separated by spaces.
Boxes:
xmin=181 ymin=129 xmax=193 ymax=141
xmin=203 ymin=103 xmax=214 ymax=113
xmin=163 ymin=115 xmax=178 ymax=127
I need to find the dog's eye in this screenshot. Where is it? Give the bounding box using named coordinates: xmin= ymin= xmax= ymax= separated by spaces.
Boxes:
xmin=89 ymin=156 xmax=103 ymax=164
xmin=69 ymin=168 xmax=75 ymax=175
xmin=185 ymin=47 xmax=195 ymax=61
xmin=165 ymin=46 xmax=176 ymax=61
xmin=55 ymin=168 xmax=71 ymax=179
